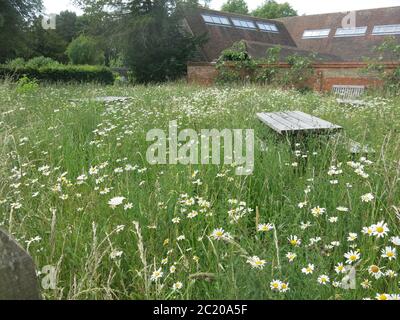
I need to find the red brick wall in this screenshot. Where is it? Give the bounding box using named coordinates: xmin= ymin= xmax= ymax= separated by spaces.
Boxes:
xmin=187 ymin=62 xmax=399 ymax=92
xmin=187 ymin=63 xmax=218 ymax=86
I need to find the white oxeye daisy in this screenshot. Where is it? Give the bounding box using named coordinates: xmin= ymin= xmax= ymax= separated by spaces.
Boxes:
xmin=257 ymin=223 xmax=274 ymax=232
xmin=362 ymin=226 xmax=374 ymax=236
xmin=368 ymin=265 xmax=383 ymax=279
xmin=375 ymin=293 xmax=390 ymax=301
xmin=334 ymin=262 xmax=346 ymax=274
xmin=381 ymin=246 xmax=397 ymax=260
xmin=150 ymin=268 xmax=164 ymax=282
xmin=344 ymin=250 xmax=361 ymax=264
xmin=347 ymin=233 xmax=358 ymax=242
xmin=373 ymin=221 xmax=389 ymax=238
xmin=246 ymin=256 xmax=266 ymax=269
xmin=317 ymin=275 xmax=330 ymax=285
xmin=336 ymin=206 xmax=349 ymax=212
xmin=361 ymin=279 xmax=371 ymax=289
xmin=172 ymin=282 xmax=183 ymax=291
xmin=270 ymin=280 xmax=282 ymax=291
xmin=311 ymin=206 xmax=326 ymax=217
xmin=301 ymin=264 xmax=315 ymax=275
xmin=288 ymin=235 xmax=301 ymax=247
xmin=390 ymin=236 xmax=400 ymax=246
xmin=286 ymin=252 xmax=297 ymax=262
xmin=210 ymin=228 xmax=232 ymax=241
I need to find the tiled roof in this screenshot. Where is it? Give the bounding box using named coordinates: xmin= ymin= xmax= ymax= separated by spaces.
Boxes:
xmin=184 ymin=6 xmax=400 ymax=62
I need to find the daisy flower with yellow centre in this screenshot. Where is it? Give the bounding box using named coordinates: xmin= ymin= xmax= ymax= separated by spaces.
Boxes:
xmin=270 ymin=280 xmax=282 ymax=291
xmin=210 ymin=228 xmax=228 ymax=241
xmin=361 ymin=279 xmax=371 ymax=289
xmin=362 ymin=226 xmax=374 ymax=237
xmin=246 ymin=256 xmax=267 ymax=269
xmin=334 ymin=262 xmax=346 ymax=274
xmin=344 ymin=250 xmax=361 ymax=264
xmin=311 ymin=206 xmax=326 ymax=217
xmin=257 ymin=223 xmax=274 ymax=232
xmin=288 ymin=235 xmax=301 ymax=247
xmin=279 ymin=282 xmax=290 ymax=293
xmin=172 ymin=282 xmax=183 ymax=291
xmin=150 ymin=268 xmax=164 ymax=282
xmin=286 ymin=252 xmax=297 ymax=263
xmin=317 ymin=275 xmax=330 ymax=285
xmin=373 ymin=221 xmax=389 ymax=238
xmin=376 ymin=293 xmax=390 ymax=301
xmin=381 ymin=246 xmax=397 ymax=260
xmin=301 ymin=264 xmax=315 ymax=275
xmin=368 ymin=265 xmax=383 ymax=279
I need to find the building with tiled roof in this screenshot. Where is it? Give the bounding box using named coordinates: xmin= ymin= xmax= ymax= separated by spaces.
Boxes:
xmin=183 ymin=6 xmax=400 ymax=62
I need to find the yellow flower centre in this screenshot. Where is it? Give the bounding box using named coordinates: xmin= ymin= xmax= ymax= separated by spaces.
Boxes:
xmin=350 ymin=255 xmax=357 ymax=261
xmin=370 ymin=265 xmax=379 ymax=273
xmin=387 ymin=252 xmax=394 ymax=257
xmin=376 ymin=226 xmax=384 ymax=233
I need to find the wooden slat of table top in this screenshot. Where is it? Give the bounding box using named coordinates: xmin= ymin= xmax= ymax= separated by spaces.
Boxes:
xmin=287 ymin=111 xmax=342 ymax=130
xmin=257 ymin=111 xmax=342 ymax=134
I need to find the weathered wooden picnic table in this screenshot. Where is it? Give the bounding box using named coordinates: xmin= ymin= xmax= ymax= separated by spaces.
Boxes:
xmin=256 ymin=111 xmax=342 ymax=135
xmin=257 ymin=111 xmax=374 ymax=154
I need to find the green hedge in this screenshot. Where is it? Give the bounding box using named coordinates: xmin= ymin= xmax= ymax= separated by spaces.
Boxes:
xmin=0 ymin=65 xmax=115 ymax=84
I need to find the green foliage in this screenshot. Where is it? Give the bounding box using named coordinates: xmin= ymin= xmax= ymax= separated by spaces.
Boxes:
xmin=122 ymin=1 xmax=205 ymax=83
xmin=0 ymin=0 xmax=43 ymax=62
xmin=216 ymin=41 xmax=255 ymax=84
xmin=221 ymin=0 xmax=249 ymax=15
xmin=253 ymin=47 xmax=281 ymax=84
xmin=364 ymin=37 xmax=400 ymax=95
xmin=5 ymin=58 xmax=26 ymax=69
xmin=281 ymin=54 xmax=315 ymax=88
xmin=0 ymin=64 xmax=115 ymax=84
xmin=252 ymin=0 xmax=297 ymax=19
xmin=25 ymin=56 xmax=61 ymax=69
xmin=15 ymin=75 xmax=39 ymax=94
xmin=216 ymin=43 xmax=314 ymax=89
xmin=66 ymin=35 xmax=105 ymax=65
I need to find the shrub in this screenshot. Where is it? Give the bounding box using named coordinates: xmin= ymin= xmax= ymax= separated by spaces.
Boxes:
xmin=66 ymin=35 xmax=105 ymax=65
xmin=216 ymin=41 xmax=256 ymax=84
xmin=15 ymin=75 xmax=39 ymax=94
xmin=5 ymin=58 xmax=26 ymax=69
xmin=0 ymin=64 xmax=115 ymax=84
xmin=25 ymin=56 xmax=60 ymax=69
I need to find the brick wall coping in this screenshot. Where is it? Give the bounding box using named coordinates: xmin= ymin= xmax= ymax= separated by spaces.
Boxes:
xmin=188 ymin=61 xmax=400 ymax=69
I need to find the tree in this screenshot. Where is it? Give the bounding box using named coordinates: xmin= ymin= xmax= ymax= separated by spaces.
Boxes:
xmin=0 ymin=0 xmax=43 ymax=62
xmin=56 ymin=11 xmax=79 ymax=43
xmin=66 ymin=35 xmax=105 ymax=65
xmin=252 ymin=0 xmax=297 ymax=19
xmin=74 ymin=0 xmax=205 ymax=83
xmin=221 ymin=0 xmax=248 ymax=15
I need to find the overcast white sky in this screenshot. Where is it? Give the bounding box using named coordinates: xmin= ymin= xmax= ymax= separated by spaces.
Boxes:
xmin=43 ymin=0 xmax=400 ymax=15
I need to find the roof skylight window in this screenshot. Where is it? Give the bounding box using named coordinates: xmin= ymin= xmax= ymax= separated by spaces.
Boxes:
xmin=257 ymin=22 xmax=279 ymax=32
xmin=335 ymin=27 xmax=367 ymax=37
xmin=372 ymin=24 xmax=400 ymax=35
xmin=231 ymin=18 xmax=256 ymax=29
xmin=201 ymin=14 xmax=231 ymax=26
xmin=302 ymin=29 xmax=331 ymax=39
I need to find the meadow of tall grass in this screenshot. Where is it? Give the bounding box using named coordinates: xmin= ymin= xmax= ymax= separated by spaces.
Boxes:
xmin=0 ymin=81 xmax=399 ymax=300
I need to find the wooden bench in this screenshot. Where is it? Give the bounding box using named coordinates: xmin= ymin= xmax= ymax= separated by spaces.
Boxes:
xmin=256 ymin=111 xmax=342 ymax=135
xmin=332 ymin=85 xmax=366 ymax=105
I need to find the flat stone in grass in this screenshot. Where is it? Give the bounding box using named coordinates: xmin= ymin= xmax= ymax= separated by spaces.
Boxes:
xmin=0 ymin=229 xmax=42 ymax=300
xmin=70 ymin=96 xmax=132 ymax=103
